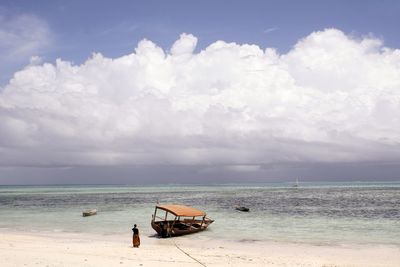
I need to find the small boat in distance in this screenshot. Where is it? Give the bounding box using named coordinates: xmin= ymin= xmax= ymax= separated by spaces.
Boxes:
xmin=82 ymin=209 xmax=97 ymax=217
xmin=151 ymin=204 xmax=214 ymax=238
xmin=235 ymin=206 xmax=250 ymax=212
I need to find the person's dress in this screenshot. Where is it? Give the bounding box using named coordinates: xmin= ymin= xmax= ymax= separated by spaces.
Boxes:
xmin=132 ymin=227 xmax=140 ymax=248
xmin=132 ymin=234 xmax=140 ymax=247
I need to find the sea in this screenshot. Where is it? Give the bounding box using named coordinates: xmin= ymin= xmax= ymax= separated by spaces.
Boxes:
xmin=0 ymin=182 xmax=399 ymax=246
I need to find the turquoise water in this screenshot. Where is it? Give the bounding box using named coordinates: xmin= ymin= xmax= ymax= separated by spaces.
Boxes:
xmin=0 ymin=182 xmax=399 ymax=245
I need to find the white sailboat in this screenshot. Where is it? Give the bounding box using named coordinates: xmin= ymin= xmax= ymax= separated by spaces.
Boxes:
xmin=293 ymin=178 xmax=299 ymax=188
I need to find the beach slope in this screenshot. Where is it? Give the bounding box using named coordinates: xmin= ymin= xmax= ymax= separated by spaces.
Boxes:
xmin=0 ymin=232 xmax=399 ymax=267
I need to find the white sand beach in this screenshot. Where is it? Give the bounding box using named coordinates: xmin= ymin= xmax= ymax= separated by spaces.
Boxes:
xmin=1 ymin=231 xmax=399 ymax=267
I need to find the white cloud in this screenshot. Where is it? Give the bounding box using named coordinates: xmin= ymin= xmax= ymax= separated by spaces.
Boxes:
xmin=29 ymin=56 xmax=43 ymax=65
xmin=0 ymin=13 xmax=51 ymax=85
xmin=1 ymin=29 xmax=400 ymax=168
xmin=0 ymin=13 xmax=50 ymax=60
xmin=263 ymin=27 xmax=278 ymax=34
xmin=170 ymin=33 xmax=197 ymax=55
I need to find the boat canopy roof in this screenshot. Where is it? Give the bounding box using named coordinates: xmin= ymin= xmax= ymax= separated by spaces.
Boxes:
xmin=156 ymin=204 xmax=206 ymax=217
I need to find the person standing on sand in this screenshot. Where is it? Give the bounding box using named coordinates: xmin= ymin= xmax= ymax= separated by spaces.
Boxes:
xmin=132 ymin=224 xmax=140 ymax=248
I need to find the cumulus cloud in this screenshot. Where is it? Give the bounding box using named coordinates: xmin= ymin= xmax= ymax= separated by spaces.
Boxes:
xmin=1 ymin=29 xmax=400 ymax=168
xmin=170 ymin=33 xmax=197 ymax=55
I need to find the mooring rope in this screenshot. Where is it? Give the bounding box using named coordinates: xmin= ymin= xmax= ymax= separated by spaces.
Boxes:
xmin=172 ymin=240 xmax=207 ymax=267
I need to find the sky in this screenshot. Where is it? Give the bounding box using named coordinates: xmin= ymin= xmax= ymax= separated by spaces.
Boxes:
xmin=0 ymin=0 xmax=400 ymax=184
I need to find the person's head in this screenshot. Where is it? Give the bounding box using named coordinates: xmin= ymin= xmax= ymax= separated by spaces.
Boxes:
xmin=134 ymin=224 xmax=137 ymax=227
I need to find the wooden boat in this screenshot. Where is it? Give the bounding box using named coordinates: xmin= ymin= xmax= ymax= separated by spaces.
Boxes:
xmin=235 ymin=206 xmax=250 ymax=212
xmin=151 ymin=204 xmax=214 ymax=238
xmin=82 ymin=209 xmax=97 ymax=217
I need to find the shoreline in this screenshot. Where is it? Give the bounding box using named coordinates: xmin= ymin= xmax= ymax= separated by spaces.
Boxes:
xmin=1 ymin=230 xmax=399 ymax=267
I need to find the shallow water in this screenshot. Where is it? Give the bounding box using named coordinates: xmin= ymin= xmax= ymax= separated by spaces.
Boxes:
xmin=0 ymin=182 xmax=399 ymax=245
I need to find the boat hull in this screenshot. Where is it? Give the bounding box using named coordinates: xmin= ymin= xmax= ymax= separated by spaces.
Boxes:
xmin=235 ymin=206 xmax=250 ymax=212
xmin=82 ymin=209 xmax=97 ymax=217
xmin=151 ymin=219 xmax=213 ymax=238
